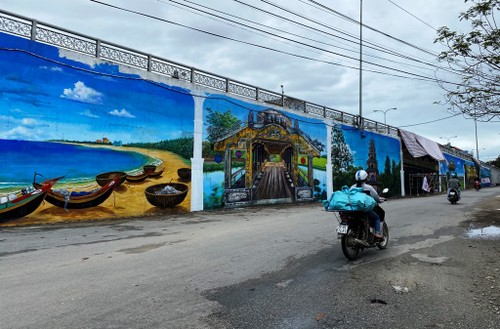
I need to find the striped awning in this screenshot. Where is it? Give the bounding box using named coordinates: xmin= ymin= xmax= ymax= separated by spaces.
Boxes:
xmin=399 ymin=129 xmax=445 ymax=161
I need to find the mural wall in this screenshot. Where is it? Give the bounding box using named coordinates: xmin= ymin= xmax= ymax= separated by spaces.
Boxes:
xmin=439 ymin=152 xmax=477 ymax=189
xmin=200 ymin=96 xmax=327 ymax=208
xmin=0 ymin=32 xmax=194 ymax=225
xmin=0 ymin=30 xmax=402 ymax=224
xmin=331 ymin=124 xmax=402 ymax=196
xmin=199 ymin=100 xmax=403 ymax=209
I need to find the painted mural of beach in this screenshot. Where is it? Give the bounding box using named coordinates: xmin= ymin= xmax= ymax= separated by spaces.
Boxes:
xmin=0 ymin=143 xmax=192 ymax=227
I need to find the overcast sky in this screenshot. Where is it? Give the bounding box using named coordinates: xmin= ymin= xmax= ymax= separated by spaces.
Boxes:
xmin=1 ymin=0 xmax=498 ymax=161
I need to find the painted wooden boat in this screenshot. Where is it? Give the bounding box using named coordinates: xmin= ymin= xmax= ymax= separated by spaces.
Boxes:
xmin=0 ymin=177 xmax=61 ymax=222
xmin=125 ymin=167 xmax=156 ymax=182
xmin=144 ymin=165 xmax=164 ymax=177
xmin=145 ymin=183 xmax=188 ymax=208
xmin=149 ymin=167 xmax=164 ymax=177
xmin=96 ymin=171 xmax=127 ymax=187
xmin=34 ymin=176 xmax=119 ymax=209
xmin=177 ymin=168 xmax=191 ymax=180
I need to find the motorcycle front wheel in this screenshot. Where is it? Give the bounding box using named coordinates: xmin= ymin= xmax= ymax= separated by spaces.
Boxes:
xmin=341 ymin=228 xmax=360 ymax=260
xmin=377 ymin=221 xmax=389 ymax=249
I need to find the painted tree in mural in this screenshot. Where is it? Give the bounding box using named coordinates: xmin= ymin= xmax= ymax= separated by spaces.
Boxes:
xmin=205 ymin=108 xmax=242 ymax=143
xmin=378 ymin=156 xmax=392 ymax=189
xmin=378 ymin=156 xmax=401 ymax=195
xmin=391 ymin=159 xmax=401 ymax=194
xmin=330 ymin=124 xmax=353 ymax=189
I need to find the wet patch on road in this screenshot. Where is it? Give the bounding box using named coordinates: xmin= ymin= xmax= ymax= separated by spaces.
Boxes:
xmin=466 ymin=225 xmax=500 ymax=239
xmin=463 ymin=196 xmax=500 ymax=240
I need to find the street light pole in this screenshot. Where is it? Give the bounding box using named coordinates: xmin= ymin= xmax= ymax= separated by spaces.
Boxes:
xmin=439 ymin=135 xmax=457 ymax=144
xmin=373 ymin=107 xmax=397 ymax=124
xmin=358 ymin=0 xmax=363 ymax=127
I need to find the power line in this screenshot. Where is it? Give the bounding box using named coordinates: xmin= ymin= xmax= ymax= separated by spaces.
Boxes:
xmin=162 ymin=0 xmax=444 ymax=78
xmin=89 ymin=0 xmax=446 ymax=83
xmin=398 ymin=113 xmax=463 ymax=127
xmin=387 ymin=0 xmax=437 ymax=31
xmin=301 ymin=0 xmax=438 ymax=56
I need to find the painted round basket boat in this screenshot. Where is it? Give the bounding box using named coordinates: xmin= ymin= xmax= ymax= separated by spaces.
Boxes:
xmin=143 ymin=165 xmax=157 ymax=173
xmin=96 ymin=171 xmax=127 ymax=187
xmin=177 ymin=168 xmax=191 ymax=180
xmin=145 ymin=183 xmax=188 ymax=208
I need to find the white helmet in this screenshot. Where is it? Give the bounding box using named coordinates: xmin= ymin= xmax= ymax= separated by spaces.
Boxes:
xmin=355 ymin=170 xmax=368 ymax=181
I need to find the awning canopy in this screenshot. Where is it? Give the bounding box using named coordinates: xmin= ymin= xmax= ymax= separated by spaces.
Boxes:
xmin=399 ymin=129 xmax=445 ymax=161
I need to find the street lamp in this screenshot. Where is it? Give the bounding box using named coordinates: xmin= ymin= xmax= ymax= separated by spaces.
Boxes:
xmin=373 ymin=107 xmax=397 ymax=124
xmin=439 ymin=135 xmax=457 ymax=144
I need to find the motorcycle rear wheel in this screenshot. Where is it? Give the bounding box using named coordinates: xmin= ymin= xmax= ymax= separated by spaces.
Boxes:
xmin=341 ymin=228 xmax=360 ymax=260
xmin=377 ymin=222 xmax=389 ymax=249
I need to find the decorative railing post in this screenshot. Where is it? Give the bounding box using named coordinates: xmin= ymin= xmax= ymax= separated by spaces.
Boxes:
xmin=30 ymin=20 xmax=36 ymax=41
xmin=96 ymin=39 xmax=101 ymax=58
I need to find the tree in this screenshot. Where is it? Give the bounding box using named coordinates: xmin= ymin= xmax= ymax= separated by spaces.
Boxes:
xmin=434 ymin=0 xmax=499 ymax=121
xmin=486 ymin=154 xmax=500 ymax=167
xmin=205 ymin=108 xmax=242 ymax=143
xmin=330 ymin=123 xmax=353 ymax=174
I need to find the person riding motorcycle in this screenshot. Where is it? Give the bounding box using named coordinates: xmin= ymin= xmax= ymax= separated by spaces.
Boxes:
xmin=350 ymin=170 xmax=384 ymax=239
xmin=448 ymin=173 xmax=461 ymax=198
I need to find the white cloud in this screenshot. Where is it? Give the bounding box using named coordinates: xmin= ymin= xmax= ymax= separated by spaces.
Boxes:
xmin=40 ymin=65 xmax=63 ymax=72
xmin=1 ymin=126 xmax=40 ymax=140
xmin=80 ymin=109 xmax=99 ymax=118
xmin=109 ymin=108 xmax=136 ymax=118
xmin=61 ymin=81 xmax=102 ymax=104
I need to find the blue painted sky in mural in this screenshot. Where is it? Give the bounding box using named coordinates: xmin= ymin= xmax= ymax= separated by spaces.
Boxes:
xmin=342 ymin=126 xmax=401 ymax=170
xmin=439 ymin=153 xmax=475 ymax=176
xmin=202 ymin=94 xmax=402 ymax=171
xmin=202 ymin=94 xmax=327 ymax=147
xmin=0 ymin=33 xmax=194 ymax=144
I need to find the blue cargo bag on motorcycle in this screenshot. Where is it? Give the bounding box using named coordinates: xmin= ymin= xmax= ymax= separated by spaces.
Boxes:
xmin=323 ymin=186 xmax=377 ymax=212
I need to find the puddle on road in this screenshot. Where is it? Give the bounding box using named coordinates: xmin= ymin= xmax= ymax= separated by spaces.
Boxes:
xmin=466 ymin=225 xmax=500 ymax=239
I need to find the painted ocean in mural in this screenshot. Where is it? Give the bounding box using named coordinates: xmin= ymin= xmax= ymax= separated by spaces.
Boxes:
xmin=0 ymin=139 xmax=157 ymax=191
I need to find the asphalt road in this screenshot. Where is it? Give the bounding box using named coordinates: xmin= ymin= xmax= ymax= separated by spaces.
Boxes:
xmin=1 ymin=188 xmax=499 ymax=329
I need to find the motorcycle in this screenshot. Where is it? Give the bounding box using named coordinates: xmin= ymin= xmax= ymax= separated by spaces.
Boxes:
xmin=447 ymin=188 xmax=460 ymax=204
xmin=335 ymin=188 xmax=389 ymax=260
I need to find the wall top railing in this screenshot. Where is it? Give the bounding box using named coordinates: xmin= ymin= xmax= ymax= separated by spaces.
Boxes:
xmin=0 ymin=9 xmax=398 ymax=137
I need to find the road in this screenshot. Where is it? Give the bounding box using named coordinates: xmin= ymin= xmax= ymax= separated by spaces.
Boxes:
xmin=1 ymin=188 xmax=499 ymax=329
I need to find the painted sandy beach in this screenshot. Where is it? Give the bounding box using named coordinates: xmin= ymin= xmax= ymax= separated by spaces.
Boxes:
xmin=0 ymin=145 xmax=191 ymax=227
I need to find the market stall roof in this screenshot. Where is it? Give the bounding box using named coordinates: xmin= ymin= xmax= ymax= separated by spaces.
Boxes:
xmin=399 ymin=129 xmax=445 ymax=161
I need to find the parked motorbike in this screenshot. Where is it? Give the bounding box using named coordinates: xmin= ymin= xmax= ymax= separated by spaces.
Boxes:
xmin=335 ymin=188 xmax=389 ymax=260
xmin=447 ymin=188 xmax=460 ymax=204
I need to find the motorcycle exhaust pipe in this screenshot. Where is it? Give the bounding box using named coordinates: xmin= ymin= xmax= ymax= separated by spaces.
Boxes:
xmin=353 ymin=238 xmax=370 ymax=247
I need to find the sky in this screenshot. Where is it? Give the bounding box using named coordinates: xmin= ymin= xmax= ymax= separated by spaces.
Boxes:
xmin=0 ymin=0 xmax=498 ymax=161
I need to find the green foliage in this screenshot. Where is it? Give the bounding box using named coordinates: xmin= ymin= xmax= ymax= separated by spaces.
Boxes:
xmin=125 ymin=137 xmax=193 ymax=161
xmin=204 ymin=162 xmax=225 ymax=172
xmin=330 ymin=124 xmax=353 ymax=173
xmin=205 ymin=108 xmax=242 ymax=143
xmin=486 ymin=155 xmax=500 ymax=167
xmin=434 ymin=0 xmax=499 ymax=121
xmin=312 ymin=157 xmax=327 ymax=170
xmin=332 ymin=166 xmax=360 ymax=191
